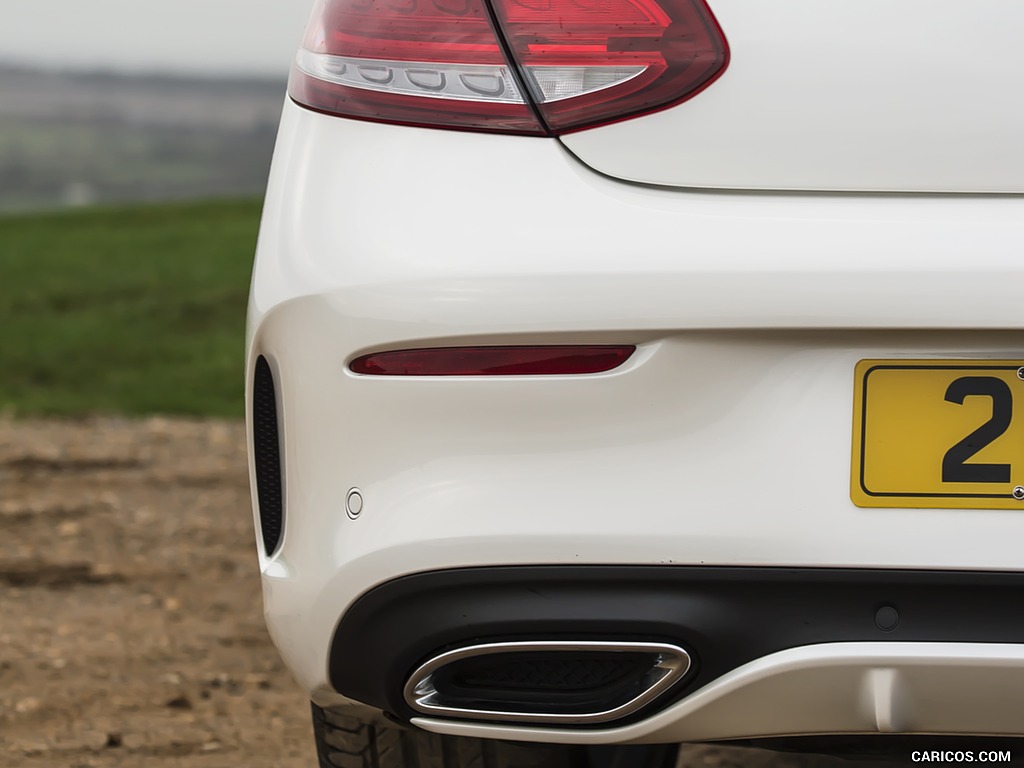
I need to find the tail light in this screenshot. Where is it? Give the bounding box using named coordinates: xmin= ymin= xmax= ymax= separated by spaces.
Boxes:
xmin=290 ymin=0 xmax=545 ymax=133
xmin=289 ymin=0 xmax=727 ymax=134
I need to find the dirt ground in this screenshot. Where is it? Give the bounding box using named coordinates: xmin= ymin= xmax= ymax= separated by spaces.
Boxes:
xmin=0 ymin=418 xmax=904 ymax=767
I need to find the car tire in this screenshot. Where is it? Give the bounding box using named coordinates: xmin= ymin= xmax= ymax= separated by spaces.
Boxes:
xmin=311 ymin=704 xmax=680 ymax=768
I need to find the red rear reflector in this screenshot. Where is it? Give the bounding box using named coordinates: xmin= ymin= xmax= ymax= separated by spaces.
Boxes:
xmin=289 ymin=0 xmax=727 ymax=134
xmin=350 ymin=345 xmax=635 ymax=375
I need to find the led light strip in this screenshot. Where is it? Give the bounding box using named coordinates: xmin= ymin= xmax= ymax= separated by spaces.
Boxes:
xmin=296 ymin=49 xmax=527 ymax=104
xmin=297 ymin=50 xmax=648 ymax=106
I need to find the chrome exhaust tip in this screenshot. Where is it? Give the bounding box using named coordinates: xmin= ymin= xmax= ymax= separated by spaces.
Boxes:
xmin=403 ymin=640 xmax=691 ymax=725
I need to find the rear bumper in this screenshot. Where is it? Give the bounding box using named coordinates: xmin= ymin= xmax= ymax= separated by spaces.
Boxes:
xmin=248 ymin=102 xmax=1024 ymax=740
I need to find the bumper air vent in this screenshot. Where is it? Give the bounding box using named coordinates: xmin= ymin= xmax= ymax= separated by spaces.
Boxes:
xmin=404 ymin=641 xmax=690 ymax=725
xmin=252 ymin=355 xmax=284 ymax=556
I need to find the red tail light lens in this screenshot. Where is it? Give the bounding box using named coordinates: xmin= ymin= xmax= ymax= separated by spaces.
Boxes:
xmin=349 ymin=345 xmax=635 ymax=375
xmin=289 ymin=0 xmax=727 ymax=134
xmin=289 ymin=0 xmax=545 ymax=133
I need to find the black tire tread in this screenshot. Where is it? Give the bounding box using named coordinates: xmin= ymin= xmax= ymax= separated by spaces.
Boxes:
xmin=312 ymin=704 xmax=586 ymax=768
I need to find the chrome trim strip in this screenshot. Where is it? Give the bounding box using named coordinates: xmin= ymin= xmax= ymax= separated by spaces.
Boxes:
xmin=403 ymin=640 xmax=691 ymax=725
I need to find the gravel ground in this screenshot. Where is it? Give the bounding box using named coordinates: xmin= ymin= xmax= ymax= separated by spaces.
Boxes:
xmin=0 ymin=418 xmax=910 ymax=767
xmin=0 ymin=417 xmax=311 ymax=767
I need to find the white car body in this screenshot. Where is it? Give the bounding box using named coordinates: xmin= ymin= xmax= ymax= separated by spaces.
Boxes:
xmin=247 ymin=0 xmax=1024 ymax=756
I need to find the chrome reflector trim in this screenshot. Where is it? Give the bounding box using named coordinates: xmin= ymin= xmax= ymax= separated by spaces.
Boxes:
xmin=295 ymin=49 xmax=527 ymax=104
xmin=403 ymin=640 xmax=691 ymax=725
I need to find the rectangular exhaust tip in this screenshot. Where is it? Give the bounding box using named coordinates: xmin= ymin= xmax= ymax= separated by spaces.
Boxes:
xmin=404 ymin=640 xmax=691 ymax=725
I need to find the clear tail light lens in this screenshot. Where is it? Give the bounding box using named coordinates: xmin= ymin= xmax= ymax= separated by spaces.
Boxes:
xmin=290 ymin=0 xmax=727 ymax=134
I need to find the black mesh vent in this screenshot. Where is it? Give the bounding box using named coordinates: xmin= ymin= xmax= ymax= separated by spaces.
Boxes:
xmin=253 ymin=355 xmax=284 ymax=555
xmin=431 ymin=651 xmax=660 ymax=713
xmin=453 ymin=653 xmax=648 ymax=691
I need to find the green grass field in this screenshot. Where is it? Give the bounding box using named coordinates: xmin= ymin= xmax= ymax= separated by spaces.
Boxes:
xmin=0 ymin=199 xmax=261 ymax=417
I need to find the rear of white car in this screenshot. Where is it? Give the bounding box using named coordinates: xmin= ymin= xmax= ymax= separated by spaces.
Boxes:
xmin=247 ymin=0 xmax=1024 ymax=764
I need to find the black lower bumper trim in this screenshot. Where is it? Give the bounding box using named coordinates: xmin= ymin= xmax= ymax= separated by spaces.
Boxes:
xmin=328 ymin=566 xmax=1024 ymax=726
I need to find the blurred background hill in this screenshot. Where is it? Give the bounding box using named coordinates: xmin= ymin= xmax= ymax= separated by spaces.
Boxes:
xmin=0 ymin=64 xmax=284 ymax=213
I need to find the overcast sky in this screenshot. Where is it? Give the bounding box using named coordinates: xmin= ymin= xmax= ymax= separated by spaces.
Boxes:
xmin=3 ymin=0 xmax=315 ymax=77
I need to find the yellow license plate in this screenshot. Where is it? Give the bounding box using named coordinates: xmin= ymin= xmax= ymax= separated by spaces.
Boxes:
xmin=852 ymin=360 xmax=1024 ymax=509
